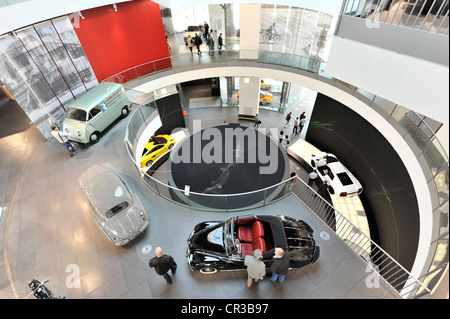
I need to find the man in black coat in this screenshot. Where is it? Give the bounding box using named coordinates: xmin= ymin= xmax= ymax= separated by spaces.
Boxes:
xmin=269 ymin=247 xmax=291 ymax=283
xmin=194 ymin=33 xmax=202 ymax=56
xmin=218 ymin=33 xmax=223 ymax=54
xmin=149 ymin=247 xmax=177 ymax=284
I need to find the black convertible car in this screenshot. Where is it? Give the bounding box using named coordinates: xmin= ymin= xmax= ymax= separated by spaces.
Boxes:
xmin=186 ymin=215 xmax=320 ymax=274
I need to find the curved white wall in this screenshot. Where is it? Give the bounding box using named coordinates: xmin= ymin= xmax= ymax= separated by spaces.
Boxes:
xmin=132 ymin=65 xmax=433 ymax=282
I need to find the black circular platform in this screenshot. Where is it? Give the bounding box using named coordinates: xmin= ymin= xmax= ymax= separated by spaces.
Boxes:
xmin=168 ymin=124 xmax=289 ymax=209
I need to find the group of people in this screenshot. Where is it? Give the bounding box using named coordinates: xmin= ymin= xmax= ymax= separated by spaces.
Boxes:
xmin=147 ymin=246 xmax=291 ymax=288
xmin=245 ymin=247 xmax=291 ymax=288
xmin=187 ymin=21 xmax=223 ymax=56
xmin=285 ymin=111 xmax=307 ymax=135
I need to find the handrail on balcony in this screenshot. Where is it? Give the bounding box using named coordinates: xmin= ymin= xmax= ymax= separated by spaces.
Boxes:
xmin=112 ymin=48 xmax=447 ymax=298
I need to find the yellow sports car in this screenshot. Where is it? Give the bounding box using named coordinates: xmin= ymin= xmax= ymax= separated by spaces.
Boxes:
xmin=141 ymin=135 xmax=176 ymax=168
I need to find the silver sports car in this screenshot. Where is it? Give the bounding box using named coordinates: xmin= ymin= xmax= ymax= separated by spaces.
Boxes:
xmin=79 ymin=163 xmax=149 ymax=246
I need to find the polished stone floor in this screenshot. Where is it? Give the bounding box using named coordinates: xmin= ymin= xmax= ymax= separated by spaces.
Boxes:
xmin=0 ymin=89 xmax=404 ymax=300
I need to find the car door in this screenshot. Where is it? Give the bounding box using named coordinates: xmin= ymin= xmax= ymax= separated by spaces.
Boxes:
xmin=88 ymin=104 xmax=110 ymax=133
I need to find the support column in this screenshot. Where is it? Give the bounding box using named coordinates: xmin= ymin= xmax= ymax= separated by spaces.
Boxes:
xmin=238 ymin=76 xmax=260 ymax=118
xmin=239 ymin=3 xmax=261 ymax=59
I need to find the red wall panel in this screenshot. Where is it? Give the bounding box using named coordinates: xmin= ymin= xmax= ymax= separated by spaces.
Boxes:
xmin=73 ymin=0 xmax=170 ymax=82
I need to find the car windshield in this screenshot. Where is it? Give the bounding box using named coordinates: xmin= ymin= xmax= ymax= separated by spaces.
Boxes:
xmin=187 ymin=26 xmax=200 ymax=32
xmin=223 ymin=218 xmax=236 ymax=255
xmin=152 ymin=136 xmax=167 ymax=144
xmin=326 ymin=156 xmax=339 ymax=164
xmin=66 ymin=107 xmax=87 ymax=122
xmin=106 ymin=201 xmax=129 ymax=218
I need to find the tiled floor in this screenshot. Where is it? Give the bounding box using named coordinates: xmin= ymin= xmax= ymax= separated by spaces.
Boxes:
xmin=0 ymin=90 xmax=402 ymax=300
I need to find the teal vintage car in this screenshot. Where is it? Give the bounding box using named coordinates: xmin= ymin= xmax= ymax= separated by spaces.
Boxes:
xmin=63 ymin=82 xmax=130 ymax=144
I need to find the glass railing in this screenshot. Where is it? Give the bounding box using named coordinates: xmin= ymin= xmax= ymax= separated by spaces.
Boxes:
xmin=110 ymin=48 xmax=447 ymax=298
xmin=342 ymin=0 xmax=449 ymax=35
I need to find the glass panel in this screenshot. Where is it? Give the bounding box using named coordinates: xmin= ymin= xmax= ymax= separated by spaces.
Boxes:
xmin=265 ymin=180 xmax=292 ymax=205
xmin=114 ymin=68 xmax=139 ymax=84
xmin=186 ymin=193 xmax=228 ymax=212
xmin=422 ymin=139 xmax=448 ymax=177
xmin=169 ymin=188 xmax=190 ymax=206
xmin=226 ymin=189 xmax=266 ymax=211
xmin=391 ymin=105 xmax=417 ymax=133
xmin=373 ymin=95 xmax=396 ymax=115
xmin=437 ymin=200 xmax=449 ymax=238
xmin=154 ymin=57 xmax=173 ymax=72
xmin=434 ymin=165 xmax=449 ymax=205
xmin=142 ymin=173 xmax=158 ymax=193
xmin=355 ymin=88 xmax=375 ymax=102
xmin=135 ymin=62 xmax=156 ymax=78
xmin=404 ymin=119 xmax=432 ymax=153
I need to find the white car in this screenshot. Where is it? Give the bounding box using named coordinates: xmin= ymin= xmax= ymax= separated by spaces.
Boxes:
xmin=79 ymin=163 xmax=149 ymax=246
xmin=310 ymin=152 xmax=363 ymax=198
xmin=184 ymin=25 xmax=201 ymax=45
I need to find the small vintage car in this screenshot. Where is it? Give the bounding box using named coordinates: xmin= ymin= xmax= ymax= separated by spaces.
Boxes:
xmin=79 ymin=163 xmax=149 ymax=246
xmin=311 ymin=152 xmax=363 ymax=197
xmin=186 ymin=215 xmax=320 ymax=274
xmin=140 ymin=134 xmax=176 ymax=168
xmin=184 ymin=25 xmax=202 ymax=45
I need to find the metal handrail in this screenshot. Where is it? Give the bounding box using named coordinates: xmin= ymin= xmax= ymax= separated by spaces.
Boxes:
xmin=116 ymin=48 xmax=447 ymax=297
xmin=289 ymin=177 xmax=431 ymax=298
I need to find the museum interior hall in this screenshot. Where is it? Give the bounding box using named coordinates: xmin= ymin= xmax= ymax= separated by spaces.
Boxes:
xmin=0 ymin=0 xmax=448 ymax=302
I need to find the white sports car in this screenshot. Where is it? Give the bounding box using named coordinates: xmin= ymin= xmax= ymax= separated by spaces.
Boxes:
xmin=310 ymin=152 xmax=363 ymax=198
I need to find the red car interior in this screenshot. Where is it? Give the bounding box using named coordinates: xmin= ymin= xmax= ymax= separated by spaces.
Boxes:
xmin=236 ymin=218 xmax=273 ymax=256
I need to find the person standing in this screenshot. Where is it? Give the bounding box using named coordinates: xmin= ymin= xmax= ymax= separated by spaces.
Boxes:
xmin=316 ymin=180 xmax=329 ymax=198
xmin=218 ymin=33 xmax=223 ymax=54
xmin=269 ymin=247 xmax=291 ymax=283
xmin=148 ymin=247 xmax=177 ymax=284
xmin=292 ymin=117 xmax=299 ymax=135
xmin=194 ymin=33 xmax=202 ymax=56
xmin=244 ymin=249 xmax=266 ymax=288
xmin=284 ymin=112 xmax=292 ymax=127
xmin=300 ymin=111 xmax=306 ymax=121
xmin=299 ymin=116 xmax=307 ymax=133
xmin=254 ymin=114 xmax=260 ymax=128
xmin=203 ymin=21 xmax=209 ymax=39
xmin=208 ymin=30 xmax=215 ymax=56
xmin=51 ymin=124 xmax=77 ymax=157
xmin=187 ymin=35 xmax=194 ymax=55
xmin=308 ymin=169 xmax=318 ymax=187
xmin=282 ymin=134 xmax=290 ymax=149
xmin=278 ymin=130 xmax=284 ymax=144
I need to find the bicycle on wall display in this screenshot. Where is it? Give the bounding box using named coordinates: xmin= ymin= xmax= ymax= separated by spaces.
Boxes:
xmin=260 ymin=23 xmax=281 ymax=44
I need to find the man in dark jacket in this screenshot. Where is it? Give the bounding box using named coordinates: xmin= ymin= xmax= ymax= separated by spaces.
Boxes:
xmin=269 ymin=247 xmax=291 ymax=283
xmin=218 ymin=33 xmax=223 ymax=54
xmin=149 ymin=247 xmax=177 ymax=284
xmin=194 ymin=33 xmax=202 ymax=56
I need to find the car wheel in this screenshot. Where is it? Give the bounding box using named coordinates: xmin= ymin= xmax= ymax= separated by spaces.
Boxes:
xmin=145 ymin=160 xmax=153 ymax=168
xmin=120 ymin=106 xmax=129 ymax=119
xmin=168 ymin=143 xmax=174 ymax=150
xmin=90 ymin=132 xmax=100 ymax=144
xmin=311 ymin=160 xmax=316 ymax=168
xmin=199 ymin=267 xmax=217 ymax=274
xmin=328 ymin=186 xmax=335 ymax=195
xmin=260 ymin=101 xmax=267 ymax=106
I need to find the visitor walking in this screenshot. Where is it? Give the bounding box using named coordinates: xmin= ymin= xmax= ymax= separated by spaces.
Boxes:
xmin=148 ymin=247 xmax=177 ymax=284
